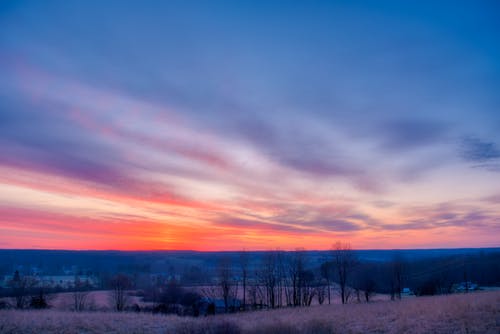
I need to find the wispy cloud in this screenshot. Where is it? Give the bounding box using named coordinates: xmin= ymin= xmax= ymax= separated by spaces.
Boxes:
xmin=460 ymin=136 xmax=500 ymax=172
xmin=378 ymin=119 xmax=450 ymax=152
xmin=0 ymin=1 xmax=499 ymax=249
xmin=379 ymin=202 xmax=500 ymax=232
xmin=460 ymin=137 xmax=500 ymax=162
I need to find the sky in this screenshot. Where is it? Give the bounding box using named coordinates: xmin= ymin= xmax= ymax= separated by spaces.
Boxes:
xmin=0 ymin=0 xmax=499 ymax=250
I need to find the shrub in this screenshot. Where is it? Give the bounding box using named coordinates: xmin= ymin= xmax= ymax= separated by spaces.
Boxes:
xmin=30 ymin=290 xmax=49 ymax=309
xmin=0 ymin=300 xmax=10 ymax=309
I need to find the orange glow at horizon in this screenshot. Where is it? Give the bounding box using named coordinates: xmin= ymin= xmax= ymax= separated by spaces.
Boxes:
xmin=1 ymin=169 xmax=499 ymax=251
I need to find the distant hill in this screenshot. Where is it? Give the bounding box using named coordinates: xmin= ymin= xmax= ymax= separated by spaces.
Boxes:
xmin=0 ymin=248 xmax=498 ymax=277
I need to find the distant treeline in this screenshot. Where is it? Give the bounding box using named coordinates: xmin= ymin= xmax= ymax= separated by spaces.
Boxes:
xmin=1 ymin=248 xmax=497 ymax=277
xmin=0 ymin=247 xmax=499 ymax=313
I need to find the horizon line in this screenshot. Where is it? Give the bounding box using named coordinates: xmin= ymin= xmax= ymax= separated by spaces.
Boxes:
xmin=1 ymin=246 xmax=499 ymax=253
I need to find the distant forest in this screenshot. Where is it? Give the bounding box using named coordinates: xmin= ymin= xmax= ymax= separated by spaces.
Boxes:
xmin=1 ymin=247 xmax=499 ymax=313
xmin=1 ymin=248 xmax=499 ymax=291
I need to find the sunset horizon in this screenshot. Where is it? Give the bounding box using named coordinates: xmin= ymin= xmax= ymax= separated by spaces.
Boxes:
xmin=1 ymin=1 xmax=500 ymax=251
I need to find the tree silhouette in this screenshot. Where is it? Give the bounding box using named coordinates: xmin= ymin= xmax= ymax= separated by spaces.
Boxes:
xmin=109 ymin=274 xmax=131 ymax=311
xmin=333 ymin=241 xmax=357 ymax=304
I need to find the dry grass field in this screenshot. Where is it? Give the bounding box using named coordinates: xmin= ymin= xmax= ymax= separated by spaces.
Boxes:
xmin=0 ymin=291 xmax=498 ymax=334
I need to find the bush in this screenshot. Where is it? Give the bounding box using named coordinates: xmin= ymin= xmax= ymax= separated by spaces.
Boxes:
xmin=29 ymin=290 xmax=49 ymax=309
xmin=416 ymin=279 xmax=438 ymax=296
xmin=0 ymin=300 xmax=10 ymax=309
xmin=30 ymin=295 xmax=48 ymax=309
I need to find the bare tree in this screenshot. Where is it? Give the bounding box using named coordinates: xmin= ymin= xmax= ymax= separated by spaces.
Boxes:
xmin=283 ymin=249 xmax=317 ymax=307
xmin=299 ymin=269 xmax=316 ymax=306
xmin=390 ymin=254 xmax=404 ymax=300
xmin=333 ymin=241 xmax=357 ymax=304
xmin=217 ymin=258 xmax=237 ymax=313
xmin=276 ymin=251 xmax=287 ymax=307
xmin=258 ymin=251 xmax=280 ymax=308
xmin=394 ymin=260 xmax=403 ymax=300
xmin=363 ymin=277 xmax=376 ymax=302
xmin=316 ymin=283 xmax=327 ymax=305
xmin=247 ymin=284 xmax=264 ymax=309
xmin=9 ymin=270 xmax=38 ymax=309
xmin=320 ymin=261 xmax=334 ymax=304
xmin=287 ymin=249 xmax=306 ymax=307
xmin=351 ymin=264 xmax=377 ymax=303
xmin=73 ymin=275 xmax=90 ymax=311
xmin=463 ymin=255 xmax=469 ymax=293
xmin=239 ymin=250 xmax=249 ymax=310
xmin=109 ymin=274 xmax=131 ymax=311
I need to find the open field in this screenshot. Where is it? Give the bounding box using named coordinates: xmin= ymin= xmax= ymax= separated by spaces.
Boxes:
xmin=0 ymin=291 xmax=498 ymax=334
